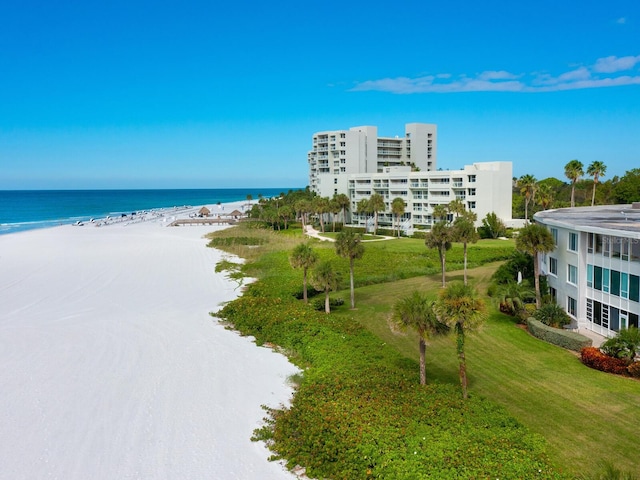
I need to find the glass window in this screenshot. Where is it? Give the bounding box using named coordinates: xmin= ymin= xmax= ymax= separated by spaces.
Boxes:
xmin=587 ymin=264 xmax=593 ymax=287
xmin=602 ymin=268 xmax=610 ymax=293
xmin=587 ymin=233 xmax=595 ymax=254
xmin=567 ymin=296 xmax=577 ymax=317
xmin=621 ymin=238 xmax=629 ymax=261
xmin=551 ymin=228 xmax=558 ymax=246
xmin=550 ymin=287 xmax=557 ymax=301
xmin=621 ymin=272 xmax=629 ymax=299
xmin=568 ymin=265 xmax=578 ymax=285
xmin=630 ymin=275 xmax=640 ymax=302
xmin=549 ymin=257 xmax=558 ymax=276
xmin=594 ymin=266 xmax=602 ymax=290
xmin=568 ymin=232 xmax=578 ymax=252
xmin=611 ymin=270 xmax=621 ymax=296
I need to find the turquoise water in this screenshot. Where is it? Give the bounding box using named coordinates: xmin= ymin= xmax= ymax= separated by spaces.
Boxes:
xmin=0 ymin=188 xmax=296 ymax=235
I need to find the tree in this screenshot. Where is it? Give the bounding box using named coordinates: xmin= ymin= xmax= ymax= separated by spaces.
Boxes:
xmin=368 ymin=193 xmax=386 ymax=235
xmin=586 ymin=160 xmax=607 ymax=207
xmin=246 ymin=194 xmax=253 ymax=210
xmin=515 ymin=223 xmax=556 ymax=308
xmin=335 ymin=229 xmax=365 ymax=309
xmin=392 ymin=291 xmax=447 ymax=385
xmin=448 ymin=199 xmax=465 ymax=219
xmin=391 ymin=197 xmax=406 ymax=237
xmin=479 ymin=212 xmax=506 ymax=239
xmin=329 ymin=197 xmax=341 ymax=232
xmin=310 ymin=260 xmax=340 ymax=314
xmin=289 ymin=243 xmax=319 ymax=303
xmin=356 ymin=198 xmax=371 ymax=230
xmin=564 ymin=159 xmax=584 ymax=208
xmin=432 ymin=204 xmax=449 ymax=223
xmin=600 ymin=327 xmax=640 ymax=361
xmin=435 ymin=282 xmax=486 ymax=399
xmin=453 ymin=211 xmax=479 ymax=285
xmin=425 ymin=221 xmax=453 ymax=288
xmin=493 ymin=281 xmax=535 ymax=316
xmin=612 ymin=168 xmax=640 ymax=204
xmin=314 ymin=197 xmax=330 ymax=233
xmin=536 ymin=183 xmax=555 ymax=211
xmin=333 ymin=193 xmax=350 ymax=225
xmin=517 ymin=174 xmax=537 ymax=221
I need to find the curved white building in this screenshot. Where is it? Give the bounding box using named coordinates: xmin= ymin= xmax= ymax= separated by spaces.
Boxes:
xmin=534 ymin=204 xmax=640 ymax=337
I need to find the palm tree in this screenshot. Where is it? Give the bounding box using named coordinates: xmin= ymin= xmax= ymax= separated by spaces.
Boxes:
xmin=425 ymin=221 xmax=453 ymax=288
xmin=564 ymin=159 xmax=584 ymax=208
xmin=335 ymin=229 xmax=365 ymax=309
xmin=517 ymin=174 xmax=537 ymax=221
xmin=314 ymin=197 xmax=330 ymax=233
xmin=289 ymin=243 xmax=319 ymax=303
xmin=245 ymin=194 xmax=253 ymax=211
xmin=536 ymin=183 xmax=554 ymax=211
xmin=333 ymin=193 xmax=350 ymax=225
xmin=586 ymin=160 xmax=607 ymax=207
xmin=432 ymin=204 xmax=449 ymax=223
xmin=356 ymin=199 xmax=370 ymax=230
xmin=515 ymin=223 xmax=556 ymax=308
xmin=310 ymin=260 xmax=340 ymax=314
xmin=391 ymin=197 xmax=406 ymax=237
xmin=329 ymin=198 xmax=341 ymax=232
xmin=453 ymin=211 xmax=478 ymax=285
xmin=368 ymin=193 xmax=386 ymax=235
xmin=493 ymin=281 xmax=535 ymax=316
xmin=435 ymin=282 xmax=486 ymax=399
xmin=448 ymin=198 xmax=465 ymax=219
xmin=392 ymin=291 xmax=447 ymax=385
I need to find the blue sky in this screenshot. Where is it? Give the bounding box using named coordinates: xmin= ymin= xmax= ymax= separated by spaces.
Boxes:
xmin=1 ymin=0 xmax=638 ymax=189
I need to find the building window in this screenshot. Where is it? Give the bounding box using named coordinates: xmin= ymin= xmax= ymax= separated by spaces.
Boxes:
xmin=549 ymin=257 xmax=558 ymax=276
xmin=467 ymin=175 xmax=476 ymax=183
xmin=621 ymin=272 xmax=629 ymax=299
xmin=568 ymin=264 xmax=578 ymax=285
xmin=467 ymin=201 xmax=476 ymax=209
xmin=567 ymin=296 xmax=577 ymax=317
xmin=568 ymin=232 xmax=578 ymax=252
xmin=587 ymin=233 xmax=595 ymax=254
xmin=587 ymin=264 xmax=593 ymax=287
xmin=550 ymin=287 xmax=557 ymax=301
xmin=340 ymin=142 xmax=345 ymax=147
xmin=602 ymin=268 xmax=610 ymax=293
xmin=467 ymin=188 xmax=476 ymax=196
xmin=551 ymin=228 xmax=558 ymax=246
xmin=340 ymin=133 xmax=345 ymax=138
xmin=334 ymin=178 xmax=338 ymax=184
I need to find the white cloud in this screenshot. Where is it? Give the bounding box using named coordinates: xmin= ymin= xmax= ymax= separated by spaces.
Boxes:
xmin=593 ymin=55 xmax=640 ymax=73
xmin=616 ymin=17 xmax=627 ymax=24
xmin=350 ymin=54 xmax=640 ymax=94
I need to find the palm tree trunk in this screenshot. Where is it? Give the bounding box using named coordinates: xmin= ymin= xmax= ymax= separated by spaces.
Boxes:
xmin=303 ymin=269 xmax=308 ymax=303
xmin=349 ymin=258 xmax=355 ymax=309
xmin=325 ymin=287 xmax=330 ymax=314
xmin=463 ymin=242 xmax=468 ymax=286
xmin=533 ymin=254 xmax=541 ymax=308
xmin=591 ymin=183 xmax=596 ymax=207
xmin=457 ymin=327 xmax=468 ymax=399
xmin=440 ymin=248 xmax=446 ymax=288
xmin=571 ymin=184 xmax=576 ymax=208
xmin=419 ymin=338 xmax=426 ymax=385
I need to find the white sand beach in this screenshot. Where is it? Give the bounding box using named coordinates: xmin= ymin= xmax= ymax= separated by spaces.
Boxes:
xmin=0 ymin=204 xmax=299 ymax=480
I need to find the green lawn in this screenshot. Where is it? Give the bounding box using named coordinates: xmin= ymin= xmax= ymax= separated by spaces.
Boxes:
xmin=331 ymin=264 xmax=640 ymax=475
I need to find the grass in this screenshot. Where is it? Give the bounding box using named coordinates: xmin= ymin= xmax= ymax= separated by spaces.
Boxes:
xmin=330 ymin=264 xmax=640 ymax=475
xmin=209 ymin=222 xmax=640 ymax=477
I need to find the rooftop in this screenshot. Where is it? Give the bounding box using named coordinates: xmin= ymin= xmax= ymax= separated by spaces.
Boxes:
xmin=534 ymin=204 xmax=640 ymax=237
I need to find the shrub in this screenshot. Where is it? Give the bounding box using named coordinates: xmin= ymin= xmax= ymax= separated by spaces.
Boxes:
xmin=311 ymin=296 xmax=344 ymax=311
xmin=533 ymin=303 xmax=572 ymax=328
xmin=580 ymin=347 xmax=630 ymax=375
xmin=527 ymin=318 xmax=592 ymax=352
xmin=627 ymin=362 xmax=640 ymax=378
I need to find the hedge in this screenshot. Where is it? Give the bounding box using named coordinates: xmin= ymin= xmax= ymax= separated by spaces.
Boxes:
xmin=580 ymin=347 xmax=630 ymax=375
xmin=526 ymin=318 xmax=593 ymax=352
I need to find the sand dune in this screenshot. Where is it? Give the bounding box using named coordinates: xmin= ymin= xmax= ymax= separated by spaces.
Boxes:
xmin=0 ymin=209 xmax=298 ymax=479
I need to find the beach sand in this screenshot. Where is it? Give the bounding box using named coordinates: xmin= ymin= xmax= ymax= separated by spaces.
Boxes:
xmin=0 ymin=204 xmax=299 ymax=480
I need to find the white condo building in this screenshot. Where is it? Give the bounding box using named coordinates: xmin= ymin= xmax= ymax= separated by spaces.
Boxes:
xmin=308 ymin=123 xmax=513 ymax=232
xmin=534 ymin=205 xmax=640 ymax=337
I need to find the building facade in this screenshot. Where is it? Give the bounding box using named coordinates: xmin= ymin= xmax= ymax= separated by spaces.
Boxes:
xmin=308 ymin=123 xmax=513 ymax=231
xmin=534 ymin=205 xmax=640 ymax=337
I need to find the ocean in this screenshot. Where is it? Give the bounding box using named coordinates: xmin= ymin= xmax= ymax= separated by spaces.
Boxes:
xmin=0 ymin=188 xmax=296 ymax=235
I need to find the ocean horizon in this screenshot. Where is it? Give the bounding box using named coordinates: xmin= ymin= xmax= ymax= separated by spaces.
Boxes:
xmin=0 ymin=188 xmax=299 ymax=235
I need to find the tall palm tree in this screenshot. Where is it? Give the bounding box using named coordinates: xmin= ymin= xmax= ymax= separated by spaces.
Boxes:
xmin=310 ymin=260 xmax=340 ymax=314
xmin=335 ymin=229 xmax=365 ymax=309
xmin=314 ymin=197 xmax=330 ymax=233
xmin=245 ymin=194 xmax=253 ymax=211
xmin=392 ymin=291 xmax=447 ymax=385
xmin=586 ymin=160 xmax=607 ymax=207
xmin=329 ymin=198 xmax=341 ymax=232
xmin=517 ymin=174 xmax=537 ymax=221
xmin=564 ymin=159 xmax=584 ymax=208
xmin=391 ymin=197 xmax=406 ymax=237
xmin=425 ymin=221 xmax=453 ymax=288
xmin=289 ymin=243 xmax=319 ymax=303
xmin=333 ymin=193 xmax=350 ymax=225
xmin=515 ymin=223 xmax=555 ymax=308
xmin=368 ymin=193 xmax=386 ymax=235
xmin=356 ymin=198 xmax=370 ymax=230
xmin=434 ymin=282 xmax=486 ymax=399
xmin=536 ymin=183 xmax=554 ymax=211
xmin=453 ymin=211 xmax=479 ymax=285
xmin=432 ymin=204 xmax=449 ymax=223
xmin=448 ymin=198 xmax=465 ymax=219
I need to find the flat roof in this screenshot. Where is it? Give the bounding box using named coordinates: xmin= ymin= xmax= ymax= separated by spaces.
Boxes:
xmin=534 ymin=204 xmax=640 ymax=237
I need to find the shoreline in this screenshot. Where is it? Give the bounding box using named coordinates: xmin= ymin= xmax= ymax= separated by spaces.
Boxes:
xmin=0 ymin=201 xmax=299 ymax=479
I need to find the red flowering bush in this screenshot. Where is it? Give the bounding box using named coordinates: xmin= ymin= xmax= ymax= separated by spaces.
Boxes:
xmin=580 ymin=347 xmax=630 ymax=375
xmin=627 ymin=362 xmax=640 ymax=378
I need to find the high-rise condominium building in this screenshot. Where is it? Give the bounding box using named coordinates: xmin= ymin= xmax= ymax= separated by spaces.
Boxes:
xmin=308 ymin=123 xmax=437 ymax=196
